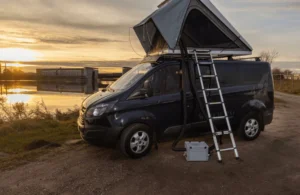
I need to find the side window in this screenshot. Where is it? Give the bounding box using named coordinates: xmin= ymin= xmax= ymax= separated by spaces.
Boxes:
xmin=240 ymin=63 xmax=268 ymax=85
xmin=129 ymin=69 xmax=163 ymax=99
xmin=216 ymin=63 xmax=239 ymax=87
xmin=162 ymin=65 xmax=181 ymax=94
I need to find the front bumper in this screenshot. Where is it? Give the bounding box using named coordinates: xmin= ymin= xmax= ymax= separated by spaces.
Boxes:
xmin=263 ymin=109 xmax=273 ymax=125
xmin=77 ymin=118 xmax=121 ymax=145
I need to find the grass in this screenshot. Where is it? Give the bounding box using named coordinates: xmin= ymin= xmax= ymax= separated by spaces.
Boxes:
xmin=274 ymin=79 xmax=300 ymax=95
xmin=0 ymin=97 xmax=81 ymax=170
xmin=0 ymin=119 xmax=80 ymax=154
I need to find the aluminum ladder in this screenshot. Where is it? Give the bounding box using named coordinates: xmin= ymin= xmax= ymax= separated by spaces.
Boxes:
xmin=192 ymin=50 xmax=239 ymax=162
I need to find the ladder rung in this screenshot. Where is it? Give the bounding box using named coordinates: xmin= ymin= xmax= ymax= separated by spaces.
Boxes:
xmin=208 ymin=102 xmax=223 ymax=105
xmin=215 ymin=131 xmax=231 ymax=136
xmin=202 ymin=75 xmax=216 ymax=78
xmin=194 ymin=52 xmax=211 ymax=55
xmin=192 ymin=51 xmax=210 ymax=54
xmin=193 ymin=49 xmax=210 ymax=52
xmin=211 ymin=116 xmax=227 ymax=120
xmin=220 ymin=148 xmax=235 ymax=152
xmin=205 ymin=88 xmax=220 ymax=91
xmin=198 ymin=62 xmax=213 ymax=65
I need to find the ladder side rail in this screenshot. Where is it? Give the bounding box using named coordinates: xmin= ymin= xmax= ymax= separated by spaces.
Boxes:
xmin=209 ymin=54 xmax=240 ymax=159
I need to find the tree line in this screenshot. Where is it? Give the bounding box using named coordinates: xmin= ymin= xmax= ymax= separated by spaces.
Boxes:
xmin=0 ymin=65 xmax=36 ymax=80
xmin=259 ymin=50 xmax=294 ymax=79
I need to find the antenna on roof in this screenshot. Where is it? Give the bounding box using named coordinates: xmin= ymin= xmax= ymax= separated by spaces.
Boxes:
xmin=158 ymin=0 xmax=170 ymax=8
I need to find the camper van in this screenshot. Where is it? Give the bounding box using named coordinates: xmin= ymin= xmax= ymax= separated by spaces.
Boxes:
xmin=78 ymin=56 xmax=274 ymax=158
xmin=78 ymin=0 xmax=274 ymax=158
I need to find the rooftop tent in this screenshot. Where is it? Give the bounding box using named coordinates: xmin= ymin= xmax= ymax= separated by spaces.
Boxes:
xmin=134 ymin=0 xmax=253 ymax=57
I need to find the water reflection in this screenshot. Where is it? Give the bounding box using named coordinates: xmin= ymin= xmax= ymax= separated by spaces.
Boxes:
xmin=0 ymin=79 xmax=114 ymax=111
xmin=37 ymin=82 xmax=98 ymax=94
xmin=6 ymin=94 xmax=31 ymax=104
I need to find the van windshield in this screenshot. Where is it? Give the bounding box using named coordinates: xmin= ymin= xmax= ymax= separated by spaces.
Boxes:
xmin=109 ymin=63 xmax=153 ymax=91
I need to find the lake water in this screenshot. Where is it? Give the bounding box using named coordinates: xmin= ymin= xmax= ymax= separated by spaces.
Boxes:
xmin=0 ymin=80 xmax=111 ymax=111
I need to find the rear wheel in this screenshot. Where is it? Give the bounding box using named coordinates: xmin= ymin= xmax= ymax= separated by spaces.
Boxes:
xmin=119 ymin=124 xmax=153 ymax=159
xmin=238 ymin=112 xmax=263 ymax=141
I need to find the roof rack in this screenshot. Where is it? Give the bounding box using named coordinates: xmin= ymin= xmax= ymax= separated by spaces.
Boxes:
xmin=233 ymin=56 xmax=261 ymax=61
xmin=149 ymin=48 xmax=252 ymax=58
xmin=142 ymin=53 xmax=261 ymax=64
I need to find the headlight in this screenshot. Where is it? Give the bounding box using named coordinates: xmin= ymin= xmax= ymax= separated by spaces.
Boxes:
xmin=86 ymin=103 xmax=109 ymax=117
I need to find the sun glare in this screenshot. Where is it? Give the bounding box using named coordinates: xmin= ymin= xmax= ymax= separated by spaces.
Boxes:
xmin=5 ymin=94 xmax=31 ymax=104
xmin=0 ymin=48 xmax=41 ymax=62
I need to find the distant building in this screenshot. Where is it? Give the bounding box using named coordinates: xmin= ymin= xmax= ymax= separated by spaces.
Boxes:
xmin=36 ymin=67 xmax=98 ymax=84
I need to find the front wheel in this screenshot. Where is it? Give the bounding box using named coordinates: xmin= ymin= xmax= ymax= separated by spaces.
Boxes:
xmin=238 ymin=112 xmax=263 ymax=141
xmin=119 ymin=124 xmax=153 ymax=159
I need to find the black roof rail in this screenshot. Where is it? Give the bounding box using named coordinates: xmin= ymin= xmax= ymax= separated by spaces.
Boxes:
xmin=233 ymin=57 xmax=261 ymax=62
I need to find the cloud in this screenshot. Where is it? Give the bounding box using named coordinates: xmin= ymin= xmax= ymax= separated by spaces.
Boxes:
xmin=0 ymin=0 xmax=299 ymax=61
xmin=38 ymin=36 xmax=125 ymax=45
xmin=0 ymin=0 xmax=161 ymax=33
xmin=215 ymin=0 xmax=300 ymax=12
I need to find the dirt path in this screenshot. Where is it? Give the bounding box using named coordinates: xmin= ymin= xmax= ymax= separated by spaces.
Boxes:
xmin=1 ymin=93 xmax=300 ymax=195
xmin=275 ymin=91 xmax=300 ymax=104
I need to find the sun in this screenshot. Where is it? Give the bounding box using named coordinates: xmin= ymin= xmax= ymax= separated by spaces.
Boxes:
xmin=0 ymin=48 xmax=42 ymax=62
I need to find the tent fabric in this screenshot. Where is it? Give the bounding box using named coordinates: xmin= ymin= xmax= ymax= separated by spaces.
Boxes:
xmin=134 ymin=0 xmax=253 ymax=56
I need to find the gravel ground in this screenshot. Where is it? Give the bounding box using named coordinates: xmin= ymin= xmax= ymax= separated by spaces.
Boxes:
xmin=0 ymin=92 xmax=300 ymax=195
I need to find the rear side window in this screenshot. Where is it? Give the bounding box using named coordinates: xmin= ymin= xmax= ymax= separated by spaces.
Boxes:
xmin=239 ymin=63 xmax=269 ymax=85
xmin=215 ymin=63 xmax=239 ymax=87
xmin=215 ymin=62 xmax=270 ymax=87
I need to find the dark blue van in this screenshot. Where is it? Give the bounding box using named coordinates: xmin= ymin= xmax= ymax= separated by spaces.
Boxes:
xmin=78 ymin=56 xmax=274 ymax=158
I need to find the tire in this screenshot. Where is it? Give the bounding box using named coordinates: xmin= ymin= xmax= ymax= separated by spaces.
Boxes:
xmin=119 ymin=124 xmax=153 ymax=159
xmin=238 ymin=112 xmax=263 ymax=141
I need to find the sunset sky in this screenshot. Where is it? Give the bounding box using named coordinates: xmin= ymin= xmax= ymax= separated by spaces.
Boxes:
xmin=0 ymin=0 xmax=299 ymax=63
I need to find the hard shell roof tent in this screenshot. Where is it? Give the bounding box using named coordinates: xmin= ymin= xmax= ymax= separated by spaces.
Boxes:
xmin=134 ymin=0 xmax=253 ymax=58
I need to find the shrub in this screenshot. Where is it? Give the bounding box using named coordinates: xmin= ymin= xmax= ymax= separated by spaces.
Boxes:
xmin=0 ymin=97 xmax=79 ymax=123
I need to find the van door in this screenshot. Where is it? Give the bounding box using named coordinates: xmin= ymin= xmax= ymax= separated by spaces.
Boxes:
xmin=126 ymin=68 xmax=166 ymax=130
xmin=189 ymin=64 xmax=212 ymax=126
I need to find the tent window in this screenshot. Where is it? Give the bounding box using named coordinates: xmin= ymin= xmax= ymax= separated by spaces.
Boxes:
xmin=182 ymin=9 xmax=238 ymax=49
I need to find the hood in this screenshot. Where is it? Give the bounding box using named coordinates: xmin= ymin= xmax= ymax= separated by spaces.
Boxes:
xmin=82 ymin=90 xmax=121 ymax=109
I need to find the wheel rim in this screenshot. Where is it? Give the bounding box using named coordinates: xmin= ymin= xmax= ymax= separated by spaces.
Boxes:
xmin=130 ymin=131 xmax=149 ymax=154
xmin=244 ymin=118 xmax=259 ymax=137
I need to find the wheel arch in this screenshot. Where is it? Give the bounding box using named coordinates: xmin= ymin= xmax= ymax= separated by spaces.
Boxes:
xmin=113 ymin=109 xmax=157 ymax=140
xmin=238 ymin=100 xmax=266 ymax=131
xmin=118 ymin=122 xmax=153 ymax=140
